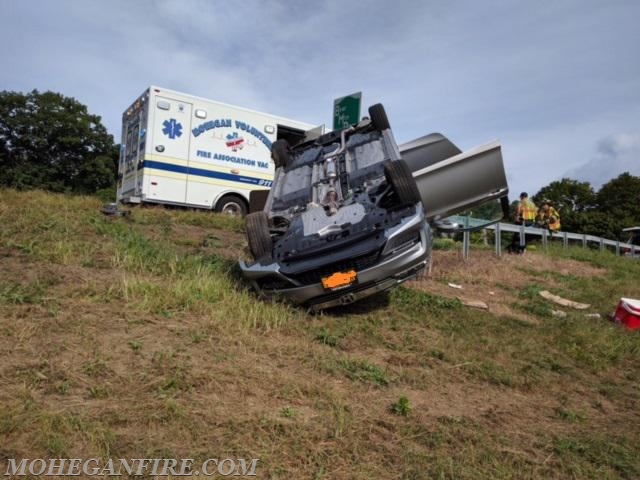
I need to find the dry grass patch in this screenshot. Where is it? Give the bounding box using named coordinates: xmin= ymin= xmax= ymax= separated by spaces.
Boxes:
xmin=1 ymin=190 xmax=639 ymax=479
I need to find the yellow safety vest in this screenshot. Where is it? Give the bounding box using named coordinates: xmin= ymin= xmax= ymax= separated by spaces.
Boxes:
xmin=519 ymin=199 xmax=537 ymax=221
xmin=545 ymin=206 xmax=561 ymax=231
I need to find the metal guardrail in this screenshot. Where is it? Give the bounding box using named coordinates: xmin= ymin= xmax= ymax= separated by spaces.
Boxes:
xmin=447 ymin=215 xmax=640 ymax=259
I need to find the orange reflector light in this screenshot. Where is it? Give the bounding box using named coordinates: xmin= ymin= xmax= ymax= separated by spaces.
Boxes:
xmin=321 ymin=270 xmax=357 ymax=290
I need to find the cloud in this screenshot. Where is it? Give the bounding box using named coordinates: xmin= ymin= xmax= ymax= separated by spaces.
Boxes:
xmin=1 ymin=0 xmax=639 ymax=199
xmin=563 ymin=132 xmax=640 ymax=188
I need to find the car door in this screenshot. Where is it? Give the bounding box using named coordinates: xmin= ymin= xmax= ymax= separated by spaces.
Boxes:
xmin=399 ymin=133 xmax=509 ymax=222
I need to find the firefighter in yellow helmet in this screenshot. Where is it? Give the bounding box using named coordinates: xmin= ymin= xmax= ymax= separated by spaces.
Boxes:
xmin=508 ymin=192 xmax=537 ymax=253
xmin=538 ymin=199 xmax=561 ymax=232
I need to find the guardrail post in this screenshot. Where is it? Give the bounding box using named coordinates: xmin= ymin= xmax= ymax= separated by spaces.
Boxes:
xmin=582 ymin=234 xmax=587 ymax=248
xmin=563 ymin=232 xmax=568 ymax=249
xmin=600 ymin=238 xmax=605 ymax=252
xmin=519 ymin=224 xmax=525 ymax=249
xmin=495 ymin=222 xmax=502 ymax=256
xmin=542 ymin=229 xmax=548 ymax=251
xmin=462 ymin=215 xmax=470 ymax=260
xmin=616 ymin=240 xmax=620 ymax=256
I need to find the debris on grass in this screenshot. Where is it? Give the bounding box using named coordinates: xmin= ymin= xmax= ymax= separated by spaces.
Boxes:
xmin=460 ymin=298 xmax=488 ymax=309
xmin=539 ymin=290 xmax=590 ymax=309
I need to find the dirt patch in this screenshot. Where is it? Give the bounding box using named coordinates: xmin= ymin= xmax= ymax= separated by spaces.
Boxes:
xmin=410 ymin=249 xmax=606 ymax=323
xmin=164 ymin=224 xmax=248 ymax=261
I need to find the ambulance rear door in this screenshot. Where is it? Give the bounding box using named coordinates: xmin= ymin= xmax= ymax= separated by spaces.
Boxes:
xmin=145 ymin=95 xmax=193 ymax=204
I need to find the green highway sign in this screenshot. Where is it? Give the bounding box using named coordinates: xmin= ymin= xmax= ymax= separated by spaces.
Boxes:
xmin=333 ymin=92 xmax=362 ymax=131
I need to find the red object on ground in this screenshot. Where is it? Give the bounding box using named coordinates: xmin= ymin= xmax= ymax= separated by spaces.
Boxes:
xmin=613 ymin=298 xmax=640 ymax=330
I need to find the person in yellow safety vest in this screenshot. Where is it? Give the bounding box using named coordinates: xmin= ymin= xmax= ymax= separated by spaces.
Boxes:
xmin=517 ymin=192 xmax=537 ymax=226
xmin=508 ymin=192 xmax=537 ymax=254
xmin=538 ymin=200 xmax=561 ymax=232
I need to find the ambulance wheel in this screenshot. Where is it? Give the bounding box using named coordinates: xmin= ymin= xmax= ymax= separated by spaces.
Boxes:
xmin=369 ymin=103 xmax=390 ymax=131
xmin=215 ymin=194 xmax=248 ymax=217
xmin=271 ymin=139 xmax=291 ymax=169
xmin=384 ymin=160 xmax=420 ymax=206
xmin=246 ymin=212 xmax=273 ymax=260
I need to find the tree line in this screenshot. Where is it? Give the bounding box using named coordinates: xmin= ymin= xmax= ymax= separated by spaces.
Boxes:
xmin=0 ymin=89 xmax=118 ymax=196
xmin=0 ymin=89 xmax=638 ymax=240
xmin=530 ymin=176 xmax=640 ymax=241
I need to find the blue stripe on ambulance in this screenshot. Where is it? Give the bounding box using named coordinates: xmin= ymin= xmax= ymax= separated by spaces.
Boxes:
xmin=141 ymin=160 xmax=272 ymax=187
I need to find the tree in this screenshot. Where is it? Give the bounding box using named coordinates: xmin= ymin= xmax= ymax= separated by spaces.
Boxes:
xmin=0 ymin=89 xmax=118 ymax=194
xmin=575 ymin=211 xmax=621 ymax=240
xmin=597 ymin=173 xmax=640 ymax=222
xmin=533 ymin=178 xmax=596 ymax=212
xmin=533 ymin=178 xmax=597 ymax=233
xmin=597 ymin=172 xmax=640 ymax=240
xmin=531 ymin=174 xmax=640 ymax=239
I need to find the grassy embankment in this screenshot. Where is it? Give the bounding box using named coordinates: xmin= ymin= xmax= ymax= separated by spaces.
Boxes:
xmin=1 ymin=189 xmax=639 ymax=479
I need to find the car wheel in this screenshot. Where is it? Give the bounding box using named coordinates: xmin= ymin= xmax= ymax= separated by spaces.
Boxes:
xmin=246 ymin=211 xmax=273 ymax=259
xmin=384 ymin=160 xmax=421 ymax=206
xmin=215 ymin=194 xmax=248 ymax=217
xmin=271 ymin=139 xmax=291 ymax=169
xmin=369 ymin=103 xmax=390 ymax=131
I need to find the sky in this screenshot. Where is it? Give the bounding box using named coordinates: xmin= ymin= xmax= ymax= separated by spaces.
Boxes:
xmin=2 ymin=0 xmax=639 ymax=198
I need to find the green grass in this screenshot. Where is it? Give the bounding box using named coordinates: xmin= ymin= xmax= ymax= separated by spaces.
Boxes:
xmin=337 ymin=359 xmax=389 ymax=386
xmin=0 ymin=280 xmax=47 ymax=304
xmin=1 ymin=189 xmax=639 ymax=479
xmin=390 ymin=395 xmax=411 ymax=416
xmin=553 ymin=435 xmax=640 ymax=479
xmin=280 ymin=406 xmax=296 ymax=418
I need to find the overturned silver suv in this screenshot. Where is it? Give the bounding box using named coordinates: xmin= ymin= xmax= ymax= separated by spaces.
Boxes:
xmin=239 ymin=104 xmax=508 ymax=310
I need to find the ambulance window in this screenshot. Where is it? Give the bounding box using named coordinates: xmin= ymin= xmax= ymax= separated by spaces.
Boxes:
xmin=195 ymin=109 xmax=207 ymax=119
xmin=132 ymin=125 xmax=140 ymax=154
xmin=126 ymin=130 xmax=133 ymax=158
xmin=157 ymin=100 xmax=170 ymax=110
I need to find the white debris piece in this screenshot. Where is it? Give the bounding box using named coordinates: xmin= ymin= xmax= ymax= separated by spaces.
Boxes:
xmin=539 ymin=290 xmax=590 ymax=310
xmin=460 ymin=298 xmax=488 ymax=309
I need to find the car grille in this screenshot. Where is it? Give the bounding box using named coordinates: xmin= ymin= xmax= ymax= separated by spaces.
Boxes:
xmin=384 ymin=228 xmax=421 ymax=253
xmin=288 ymin=249 xmax=381 ymax=285
xmin=255 ymin=277 xmax=294 ymax=291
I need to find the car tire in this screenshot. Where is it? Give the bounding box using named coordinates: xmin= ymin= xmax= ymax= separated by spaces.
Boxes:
xmin=384 ymin=160 xmax=421 ymax=206
xmin=215 ymin=194 xmax=248 ymax=217
xmin=246 ymin=211 xmax=272 ymax=259
xmin=271 ymin=139 xmax=291 ymax=169
xmin=369 ymin=103 xmax=390 ymax=131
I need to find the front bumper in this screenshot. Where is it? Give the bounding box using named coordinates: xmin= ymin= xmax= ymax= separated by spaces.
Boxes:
xmin=239 ymin=206 xmax=430 ymax=309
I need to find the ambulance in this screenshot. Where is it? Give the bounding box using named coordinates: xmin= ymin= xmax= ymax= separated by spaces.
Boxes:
xmin=117 ymin=86 xmax=319 ymax=215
